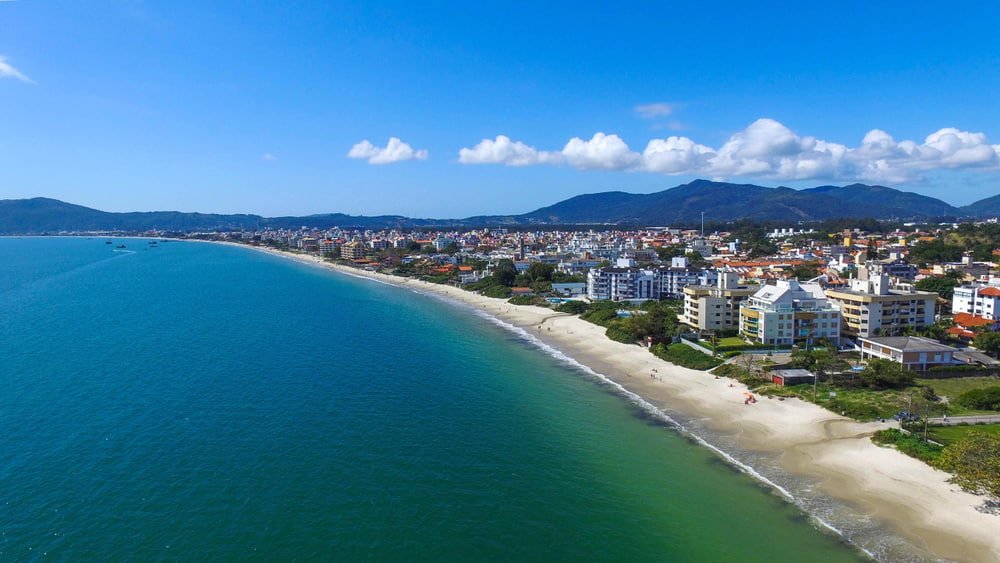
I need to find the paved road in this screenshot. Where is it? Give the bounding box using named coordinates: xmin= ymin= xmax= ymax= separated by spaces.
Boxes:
xmin=926 ymin=414 xmax=1000 ymax=426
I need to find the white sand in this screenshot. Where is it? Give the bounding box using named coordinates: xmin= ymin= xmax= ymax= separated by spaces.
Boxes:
xmin=221 ymin=244 xmax=1000 ymax=562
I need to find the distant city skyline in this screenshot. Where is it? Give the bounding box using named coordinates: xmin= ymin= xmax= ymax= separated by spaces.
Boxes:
xmin=2 ymin=2 xmax=999 ymax=216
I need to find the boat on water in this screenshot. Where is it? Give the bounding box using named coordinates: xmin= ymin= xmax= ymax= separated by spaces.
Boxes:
xmin=116 ymin=244 xmax=127 ymax=249
xmin=105 ymin=240 xmax=113 ymax=244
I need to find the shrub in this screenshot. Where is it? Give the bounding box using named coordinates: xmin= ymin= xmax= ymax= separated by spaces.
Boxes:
xmin=872 ymin=428 xmax=943 ymax=463
xmin=507 ymin=295 xmax=535 ymax=306
xmin=481 ymin=285 xmax=512 ymax=299
xmin=605 ymin=324 xmax=636 ymax=344
xmin=556 ymin=300 xmax=588 ymax=315
xmin=934 ymin=431 xmax=1000 ymax=498
xmin=651 ymin=343 xmax=723 ymax=370
xmin=956 ymin=386 xmax=1000 ymax=411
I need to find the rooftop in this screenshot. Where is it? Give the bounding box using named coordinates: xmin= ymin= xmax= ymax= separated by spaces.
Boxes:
xmin=859 ymin=336 xmax=958 ymax=353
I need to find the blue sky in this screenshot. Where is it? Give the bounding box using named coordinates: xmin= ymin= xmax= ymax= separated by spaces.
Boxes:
xmin=1 ymin=1 xmax=999 ymax=217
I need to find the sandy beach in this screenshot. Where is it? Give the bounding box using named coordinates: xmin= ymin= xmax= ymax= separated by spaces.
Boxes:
xmin=227 ymin=244 xmax=1000 ymax=562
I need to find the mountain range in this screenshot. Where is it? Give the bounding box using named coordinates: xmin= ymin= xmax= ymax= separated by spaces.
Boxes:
xmin=1 ymin=180 xmax=997 ymax=233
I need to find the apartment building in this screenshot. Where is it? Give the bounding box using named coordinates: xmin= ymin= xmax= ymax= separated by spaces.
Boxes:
xmin=682 ymin=272 xmax=758 ymax=331
xmin=952 ymin=280 xmax=1000 ymax=320
xmin=587 ymin=257 xmax=715 ymax=302
xmin=341 ymin=240 xmax=368 ymax=260
xmin=825 ymin=268 xmax=936 ymax=340
xmin=586 ymin=258 xmax=659 ymax=301
xmin=659 ymin=257 xmax=718 ymax=299
xmin=739 ymin=279 xmax=841 ymax=346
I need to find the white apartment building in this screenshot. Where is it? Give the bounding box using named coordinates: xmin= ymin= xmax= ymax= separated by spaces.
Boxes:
xmin=740 ymin=279 xmax=841 ymax=346
xmin=953 ymin=279 xmax=1000 ymax=320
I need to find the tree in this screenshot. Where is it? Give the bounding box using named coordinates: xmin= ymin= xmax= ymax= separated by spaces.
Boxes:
xmin=956 ymin=386 xmax=1000 ymax=411
xmin=934 ymin=431 xmax=1000 ymax=498
xmin=526 ymin=262 xmax=555 ymax=282
xmin=974 ymin=331 xmax=1000 ymax=358
xmin=655 ymin=245 xmax=685 ymax=261
xmin=914 ymin=276 xmax=960 ymax=300
xmin=492 ymin=259 xmax=517 ymax=287
xmin=792 ymin=261 xmax=822 ymax=281
xmin=684 ymin=251 xmax=710 ymax=268
xmin=860 ymin=358 xmax=913 ymax=390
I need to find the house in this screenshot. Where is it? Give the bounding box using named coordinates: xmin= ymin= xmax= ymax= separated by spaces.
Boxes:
xmin=858 ymin=336 xmax=958 ymax=370
xmin=947 ymin=312 xmax=1000 ymax=341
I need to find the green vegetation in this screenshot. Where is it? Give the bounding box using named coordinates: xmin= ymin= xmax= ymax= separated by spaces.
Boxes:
xmin=858 ymin=358 xmax=914 ymax=390
xmin=908 ymin=239 xmax=964 ymax=267
xmin=934 ymin=431 xmax=1000 ymax=498
xmin=480 ymin=284 xmax=512 ymax=298
xmin=928 ymin=424 xmax=1000 ymax=446
xmin=915 ymin=377 xmax=1000 ymax=415
xmin=577 ymin=301 xmax=681 ymax=345
xmin=957 ymin=387 xmax=1000 ymax=411
xmin=914 ymin=275 xmax=961 ymax=300
xmin=974 ymin=331 xmax=1000 ymax=358
xmin=791 ymin=261 xmax=823 ymax=281
xmin=872 ymin=428 xmax=943 ymax=462
xmin=651 ymin=343 xmax=723 ymax=370
xmin=555 ymin=300 xmax=588 ymax=315
xmin=508 ymin=295 xmax=537 ymax=306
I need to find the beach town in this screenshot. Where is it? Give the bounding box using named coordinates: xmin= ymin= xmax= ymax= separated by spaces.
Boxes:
xmin=162 ymin=218 xmax=1000 ymax=561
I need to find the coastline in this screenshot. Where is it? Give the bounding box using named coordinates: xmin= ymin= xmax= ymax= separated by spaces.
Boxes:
xmin=214 ymin=242 xmax=1000 ymax=562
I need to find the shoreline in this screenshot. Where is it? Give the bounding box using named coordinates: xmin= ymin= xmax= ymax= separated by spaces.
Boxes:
xmin=209 ymin=242 xmax=1000 ymax=562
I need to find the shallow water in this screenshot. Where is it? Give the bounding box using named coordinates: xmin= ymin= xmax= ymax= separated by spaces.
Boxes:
xmin=0 ymin=237 xmax=866 ymax=561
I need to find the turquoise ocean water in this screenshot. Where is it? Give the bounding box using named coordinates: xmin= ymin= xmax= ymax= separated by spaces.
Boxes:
xmin=0 ymin=238 xmax=866 ymax=561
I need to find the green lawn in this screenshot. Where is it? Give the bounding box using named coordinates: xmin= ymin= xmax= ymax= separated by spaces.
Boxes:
xmin=916 ymin=376 xmax=999 ymax=399
xmin=716 ymin=336 xmax=748 ymax=347
xmin=915 ymin=377 xmax=1000 ymax=415
xmin=927 ymin=423 xmax=1000 ymax=445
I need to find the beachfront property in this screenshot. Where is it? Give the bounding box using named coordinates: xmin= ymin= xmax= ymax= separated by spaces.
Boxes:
xmin=858 ymin=336 xmax=958 ymax=370
xmin=659 ymin=256 xmax=718 ymax=299
xmin=825 ymin=265 xmax=936 ymax=340
xmin=340 ymin=240 xmax=368 ymax=260
xmin=586 ymin=258 xmax=660 ymax=301
xmin=739 ymin=279 xmax=841 ymax=346
xmin=551 ymin=282 xmax=586 ymax=297
xmin=586 ymin=257 xmax=714 ymax=302
xmin=952 ymin=279 xmax=1000 ymax=320
xmin=682 ymin=272 xmax=758 ymax=331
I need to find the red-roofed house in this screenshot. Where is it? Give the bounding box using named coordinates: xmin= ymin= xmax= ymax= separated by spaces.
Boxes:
xmin=948 ymin=312 xmax=1000 ymax=340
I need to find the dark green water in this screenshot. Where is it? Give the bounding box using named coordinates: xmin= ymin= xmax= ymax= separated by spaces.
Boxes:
xmin=0 ymin=238 xmax=866 ymax=560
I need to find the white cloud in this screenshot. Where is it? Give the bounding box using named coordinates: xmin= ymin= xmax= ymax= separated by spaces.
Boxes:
xmin=561 ymin=133 xmax=641 ymax=171
xmin=635 ymin=103 xmax=674 ymax=119
xmin=458 ymin=135 xmax=557 ymax=166
xmin=458 ymin=119 xmax=1000 ymax=183
xmin=0 ymin=55 xmax=34 ymax=84
xmin=261 ymin=153 xmax=276 ymax=161
xmin=347 ymin=137 xmax=428 ymax=164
